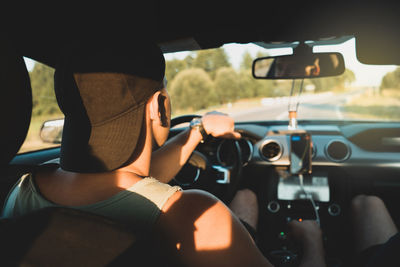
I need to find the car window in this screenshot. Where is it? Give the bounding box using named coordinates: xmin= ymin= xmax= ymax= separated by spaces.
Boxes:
xmin=18 ymin=60 xmax=64 ymax=154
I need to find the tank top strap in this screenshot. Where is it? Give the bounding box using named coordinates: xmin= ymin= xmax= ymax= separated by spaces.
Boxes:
xmin=127 ymin=177 xmax=181 ymax=210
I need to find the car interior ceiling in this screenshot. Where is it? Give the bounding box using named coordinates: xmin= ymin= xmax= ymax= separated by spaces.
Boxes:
xmin=5 ymin=2 xmax=400 ymax=65
xmin=2 ymin=2 xmax=400 ymax=266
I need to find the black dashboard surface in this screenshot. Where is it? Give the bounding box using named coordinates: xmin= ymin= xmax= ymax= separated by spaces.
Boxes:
xmin=171 ymin=120 xmax=400 ymax=264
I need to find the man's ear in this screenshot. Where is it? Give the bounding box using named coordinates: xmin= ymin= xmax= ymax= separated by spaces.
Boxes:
xmin=157 ymin=93 xmax=168 ymax=127
xmin=148 ymin=91 xmax=162 ymax=121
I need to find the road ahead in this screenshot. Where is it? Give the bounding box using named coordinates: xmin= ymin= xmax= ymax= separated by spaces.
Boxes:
xmin=229 ymin=90 xmax=365 ymax=122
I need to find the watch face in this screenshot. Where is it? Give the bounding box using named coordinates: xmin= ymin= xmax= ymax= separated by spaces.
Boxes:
xmin=190 ymin=118 xmax=202 ymax=127
xmin=190 ymin=117 xmax=207 ymax=142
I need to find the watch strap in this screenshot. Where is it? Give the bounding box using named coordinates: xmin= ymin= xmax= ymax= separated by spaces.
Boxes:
xmin=190 ymin=117 xmax=208 ymax=143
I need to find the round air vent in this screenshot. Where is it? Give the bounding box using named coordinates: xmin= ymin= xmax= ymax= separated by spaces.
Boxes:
xmin=312 ymin=144 xmax=317 ymax=159
xmin=260 ymin=140 xmax=283 ymax=161
xmin=325 ymin=140 xmax=351 ymax=162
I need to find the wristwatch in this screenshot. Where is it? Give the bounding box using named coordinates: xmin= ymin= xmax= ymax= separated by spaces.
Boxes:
xmin=190 ymin=117 xmax=208 ymax=143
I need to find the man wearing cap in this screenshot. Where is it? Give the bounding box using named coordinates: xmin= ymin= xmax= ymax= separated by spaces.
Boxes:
xmin=2 ymin=42 xmax=324 ymax=266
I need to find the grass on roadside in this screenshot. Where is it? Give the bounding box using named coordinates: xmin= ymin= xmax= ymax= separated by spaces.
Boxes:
xmin=343 ymin=89 xmax=400 ymax=120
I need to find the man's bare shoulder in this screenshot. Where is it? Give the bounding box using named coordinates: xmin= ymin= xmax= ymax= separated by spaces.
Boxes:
xmin=157 ymin=188 xmax=231 ymax=238
xmin=155 ymin=189 xmax=271 ymax=267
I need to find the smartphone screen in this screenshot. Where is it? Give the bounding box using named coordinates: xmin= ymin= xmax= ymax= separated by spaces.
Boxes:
xmin=290 ymin=133 xmax=312 ymax=174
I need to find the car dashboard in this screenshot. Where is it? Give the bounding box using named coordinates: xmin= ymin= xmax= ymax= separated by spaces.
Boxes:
xmin=171 ymin=120 xmax=400 ymax=265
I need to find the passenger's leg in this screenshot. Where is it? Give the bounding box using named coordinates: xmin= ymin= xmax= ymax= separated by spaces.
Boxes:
xmin=351 ymin=195 xmax=398 ymax=253
xmin=229 ymin=188 xmax=258 ymax=231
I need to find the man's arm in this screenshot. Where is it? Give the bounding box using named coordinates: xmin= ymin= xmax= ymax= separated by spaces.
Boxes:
xmin=150 ymin=127 xmax=203 ymax=183
xmin=150 ymin=112 xmax=240 ymax=183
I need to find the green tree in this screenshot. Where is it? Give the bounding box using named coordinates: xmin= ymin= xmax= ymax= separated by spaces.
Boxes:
xmin=381 ymin=67 xmax=400 ymax=90
xmin=257 ymin=80 xmax=281 ymax=97
xmin=238 ymin=68 xmax=279 ymax=98
xmin=192 ymin=48 xmax=230 ymax=79
xmin=256 ymin=51 xmax=269 ymax=58
xmin=240 ymin=51 xmax=253 ymax=70
xmin=165 ymin=59 xmax=187 ymax=83
xmin=169 ymin=68 xmax=218 ymax=111
xmin=214 ymin=67 xmax=241 ymax=103
xmin=310 ymin=68 xmax=356 ymax=92
xmin=334 ymin=68 xmax=356 ymax=88
xmin=310 ymin=77 xmax=335 ymax=92
xmin=238 ymin=69 xmax=258 ymax=98
xmin=29 ymin=63 xmax=61 ymax=117
xmin=343 ymin=68 xmax=356 ymax=85
xmin=184 ymin=54 xmax=195 ymax=68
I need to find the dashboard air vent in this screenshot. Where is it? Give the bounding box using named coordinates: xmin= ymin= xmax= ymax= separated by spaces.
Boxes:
xmin=325 ymin=140 xmax=351 ymax=162
xmin=260 ymin=140 xmax=283 ymax=161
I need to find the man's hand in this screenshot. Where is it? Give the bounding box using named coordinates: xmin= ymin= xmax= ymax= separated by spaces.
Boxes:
xmin=201 ymin=111 xmax=241 ymax=139
xmin=151 ymin=111 xmax=240 ymax=183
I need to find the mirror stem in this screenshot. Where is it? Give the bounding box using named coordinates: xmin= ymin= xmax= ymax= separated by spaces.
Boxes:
xmin=287 ymin=79 xmax=304 ymax=130
xmin=288 ymin=110 xmax=298 ymax=130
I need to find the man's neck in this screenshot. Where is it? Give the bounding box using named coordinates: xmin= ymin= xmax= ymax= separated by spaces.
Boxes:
xmin=119 ymin=122 xmax=153 ymax=177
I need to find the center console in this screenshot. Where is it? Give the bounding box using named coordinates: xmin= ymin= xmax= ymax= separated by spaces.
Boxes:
xmin=257 ymin=169 xmax=347 ymax=266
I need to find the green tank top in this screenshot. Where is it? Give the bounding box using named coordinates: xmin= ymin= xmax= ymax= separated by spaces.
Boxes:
xmin=2 ymin=173 xmax=181 ymax=232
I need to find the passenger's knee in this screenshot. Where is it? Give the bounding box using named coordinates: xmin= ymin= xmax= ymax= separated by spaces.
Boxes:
xmin=351 ymin=195 xmax=385 ymax=214
xmin=351 ymin=194 xmax=368 ymax=209
xmin=234 ymin=189 xmax=257 ymax=204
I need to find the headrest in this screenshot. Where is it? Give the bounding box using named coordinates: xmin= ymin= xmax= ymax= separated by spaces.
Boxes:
xmin=0 ymin=37 xmax=32 ymax=167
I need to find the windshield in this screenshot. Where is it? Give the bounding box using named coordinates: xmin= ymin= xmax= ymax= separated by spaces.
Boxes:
xmin=165 ymin=37 xmax=400 ymax=122
xmin=18 ymin=37 xmax=400 ymax=154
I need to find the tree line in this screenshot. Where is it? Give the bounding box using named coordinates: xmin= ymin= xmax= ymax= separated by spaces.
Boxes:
xmin=166 ymin=48 xmax=355 ymax=112
xmin=28 ymin=47 xmax=356 ymax=117
xmin=29 ymin=63 xmax=61 ymax=117
xmin=380 ymin=67 xmax=400 ymax=90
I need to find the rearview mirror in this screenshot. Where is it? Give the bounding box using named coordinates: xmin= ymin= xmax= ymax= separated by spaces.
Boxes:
xmin=252 ymin=52 xmax=345 ymax=79
xmin=40 ymin=119 xmax=64 ymax=144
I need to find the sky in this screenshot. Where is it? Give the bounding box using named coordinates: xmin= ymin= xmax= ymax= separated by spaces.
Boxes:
xmin=24 ymin=57 xmax=35 ymax=71
xmin=24 ymin=38 xmax=397 ymax=87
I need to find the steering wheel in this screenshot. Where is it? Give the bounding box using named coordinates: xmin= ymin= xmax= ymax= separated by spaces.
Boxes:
xmin=170 ymin=114 xmax=201 ymax=128
xmin=170 ymin=115 xmax=243 ymax=204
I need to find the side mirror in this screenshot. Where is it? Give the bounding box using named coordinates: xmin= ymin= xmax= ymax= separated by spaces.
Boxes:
xmin=252 ymin=52 xmax=345 ymax=79
xmin=40 ymin=119 xmax=64 ymax=144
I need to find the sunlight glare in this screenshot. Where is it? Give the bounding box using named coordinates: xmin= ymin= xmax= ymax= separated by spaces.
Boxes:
xmin=193 ymin=202 xmax=232 ymax=251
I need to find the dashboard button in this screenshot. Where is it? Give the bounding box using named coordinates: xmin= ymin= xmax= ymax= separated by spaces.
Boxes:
xmin=328 ymin=203 xmax=341 ymax=216
xmin=267 ymin=201 xmax=280 ymax=213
